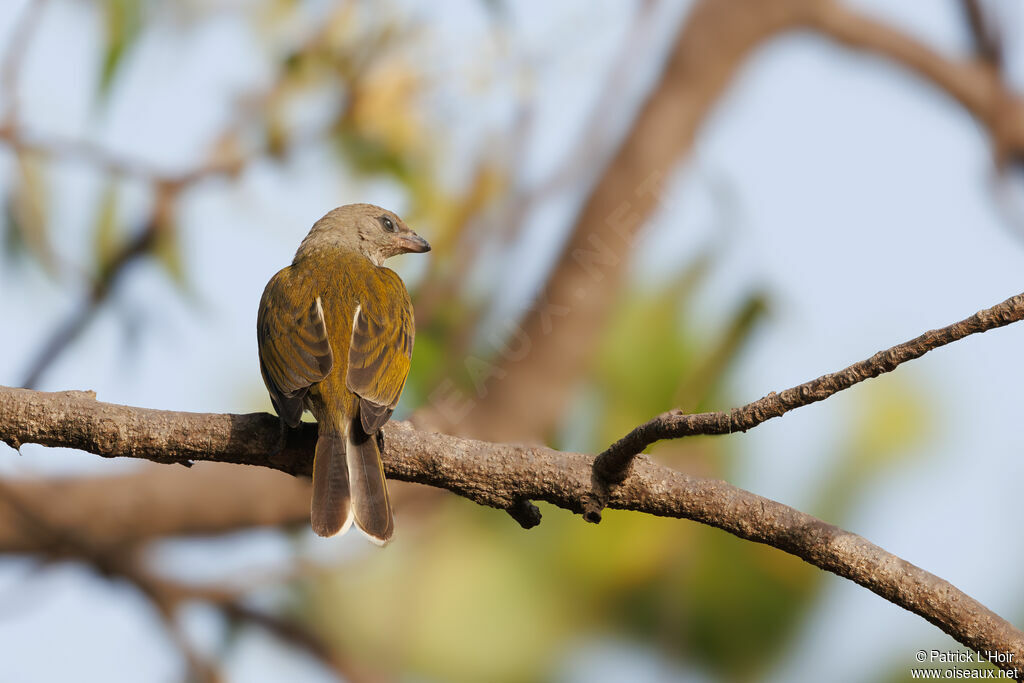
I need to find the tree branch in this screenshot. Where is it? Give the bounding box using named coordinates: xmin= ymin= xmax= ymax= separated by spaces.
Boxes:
xmin=0 ymin=463 xmax=440 ymax=554
xmin=959 ymin=0 xmax=1003 ymax=68
xmin=0 ymin=125 xmax=244 ymax=186
xmin=2 ymin=385 xmax=1023 ymax=677
xmin=591 ymin=290 xmax=1024 ymax=491
xmin=0 ymin=463 xmax=310 ymax=554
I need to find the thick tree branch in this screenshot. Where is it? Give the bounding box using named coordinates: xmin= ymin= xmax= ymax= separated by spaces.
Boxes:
xmin=591 ymin=290 xmax=1024 ymax=490
xmin=2 ymin=385 xmax=1023 ymax=677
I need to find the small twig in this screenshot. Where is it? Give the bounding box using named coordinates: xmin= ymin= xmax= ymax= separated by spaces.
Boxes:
xmin=119 ymin=568 xmax=224 ymax=683
xmin=960 ymin=0 xmax=1002 ymax=68
xmin=505 ymin=498 xmax=542 ymax=529
xmin=20 ymin=212 xmax=163 ymax=389
xmin=138 ymin=574 xmax=367 ymax=682
xmin=589 ymin=290 xmax=1024 ymax=494
xmin=22 ymin=304 xmax=116 ymax=390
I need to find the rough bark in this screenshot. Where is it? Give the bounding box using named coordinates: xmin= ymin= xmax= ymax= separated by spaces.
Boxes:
xmin=591 ymin=290 xmax=1024 ymax=491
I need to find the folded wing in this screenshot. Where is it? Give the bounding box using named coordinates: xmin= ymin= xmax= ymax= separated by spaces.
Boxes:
xmin=257 ymin=271 xmax=334 ymax=427
xmin=345 ymin=270 xmax=414 ymax=432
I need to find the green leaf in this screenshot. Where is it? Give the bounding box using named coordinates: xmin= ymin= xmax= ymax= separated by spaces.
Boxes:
xmin=674 ymin=290 xmax=770 ymax=412
xmin=9 ymin=151 xmax=55 ymax=275
xmin=92 ymin=182 xmax=119 ymax=275
xmin=592 ymin=283 xmax=702 ymax=451
xmin=99 ymin=0 xmax=142 ymax=97
xmin=669 ymin=527 xmax=820 ymax=678
xmin=2 ymin=193 xmax=25 ymax=263
xmin=334 ymin=127 xmax=413 ymax=182
xmin=153 ymin=216 xmax=187 ymax=291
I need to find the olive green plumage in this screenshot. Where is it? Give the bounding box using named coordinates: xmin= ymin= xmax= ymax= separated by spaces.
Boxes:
xmin=257 ymin=204 xmax=430 ymax=543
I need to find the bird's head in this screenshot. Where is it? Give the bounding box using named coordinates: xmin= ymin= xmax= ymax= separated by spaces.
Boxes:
xmin=297 ymin=203 xmax=431 ymax=266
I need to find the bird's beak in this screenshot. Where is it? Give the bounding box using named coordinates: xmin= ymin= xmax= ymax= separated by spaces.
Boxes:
xmin=396 ymin=232 xmax=431 ymax=254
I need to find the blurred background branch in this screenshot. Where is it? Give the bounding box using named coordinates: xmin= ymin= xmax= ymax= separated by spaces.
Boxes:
xmin=807 ymin=0 xmax=1024 ymax=167
xmin=424 ymin=0 xmax=813 ymax=443
xmin=960 ymin=0 xmax=1003 ymax=68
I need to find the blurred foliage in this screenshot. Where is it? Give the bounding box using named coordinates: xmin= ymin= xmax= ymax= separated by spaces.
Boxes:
xmin=91 ymin=181 xmax=120 ymax=276
xmin=99 ymin=0 xmax=142 ymax=96
xmin=4 ymin=150 xmax=54 ymax=275
xmin=151 ymin=194 xmax=187 ymax=292
xmin=812 ymin=376 xmax=932 ymax=524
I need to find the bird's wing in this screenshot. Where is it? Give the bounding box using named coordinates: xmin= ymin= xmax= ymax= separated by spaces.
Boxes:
xmin=346 ymin=269 xmax=414 ymax=434
xmin=257 ymin=269 xmax=334 ymax=427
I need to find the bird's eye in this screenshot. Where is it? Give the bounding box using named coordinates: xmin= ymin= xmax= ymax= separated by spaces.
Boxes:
xmin=381 ymin=216 xmax=396 ymax=232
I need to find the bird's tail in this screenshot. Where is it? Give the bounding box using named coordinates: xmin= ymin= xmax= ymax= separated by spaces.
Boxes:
xmin=346 ymin=417 xmax=394 ymax=545
xmin=310 ymin=429 xmax=352 ymax=537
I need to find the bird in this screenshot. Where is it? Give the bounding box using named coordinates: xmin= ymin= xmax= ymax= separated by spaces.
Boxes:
xmin=257 ymin=204 xmax=430 ymax=543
